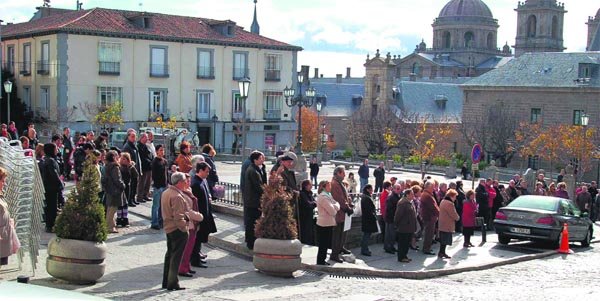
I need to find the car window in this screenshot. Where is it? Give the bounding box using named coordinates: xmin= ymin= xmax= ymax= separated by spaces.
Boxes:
xmin=559 ymin=200 xmax=574 ymax=216
xmin=507 ymin=196 xmax=558 ymax=211
xmin=566 ymin=200 xmax=581 ymax=217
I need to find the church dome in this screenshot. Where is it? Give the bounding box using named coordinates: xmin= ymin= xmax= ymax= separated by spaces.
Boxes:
xmin=596 ymin=8 xmax=600 ymax=19
xmin=438 ymin=0 xmax=494 ymax=18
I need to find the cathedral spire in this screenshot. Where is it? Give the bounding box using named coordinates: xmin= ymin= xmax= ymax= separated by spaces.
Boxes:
xmin=251 ymin=0 xmax=260 ymax=34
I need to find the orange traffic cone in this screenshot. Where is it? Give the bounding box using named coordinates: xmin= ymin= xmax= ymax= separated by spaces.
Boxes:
xmin=557 ymin=223 xmax=573 ymax=254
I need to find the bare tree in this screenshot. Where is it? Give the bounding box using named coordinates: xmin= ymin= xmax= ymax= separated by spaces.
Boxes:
xmin=349 ymin=105 xmax=403 ymax=156
xmin=461 ymin=103 xmax=520 ymax=167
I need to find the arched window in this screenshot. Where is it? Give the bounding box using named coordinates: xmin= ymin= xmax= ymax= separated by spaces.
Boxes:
xmin=487 ymin=33 xmax=495 ymax=50
xmin=412 ymin=62 xmax=419 ymax=74
xmin=464 ymin=32 xmax=474 ymax=48
xmin=527 ymin=15 xmax=537 ymax=37
xmin=443 ymin=31 xmax=451 ymax=49
xmin=551 ymin=16 xmax=558 ymax=39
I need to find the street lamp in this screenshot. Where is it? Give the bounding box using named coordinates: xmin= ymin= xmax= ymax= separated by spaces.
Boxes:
xmin=283 ymin=71 xmax=317 ymax=156
xmin=211 ymin=113 xmax=218 ymax=150
xmin=238 ymin=77 xmax=251 ymax=157
xmin=3 ymin=80 xmax=12 ymax=124
xmin=315 ymin=98 xmax=322 ymax=161
xmin=579 ymin=113 xmax=589 ymax=182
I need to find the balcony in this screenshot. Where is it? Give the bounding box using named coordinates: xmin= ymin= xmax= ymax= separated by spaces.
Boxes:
xmin=264 ymin=69 xmax=281 ymax=82
xmin=197 ymin=66 xmax=215 ymax=79
xmin=4 ymin=62 xmax=14 ymax=74
xmin=150 ymin=64 xmax=169 ymax=78
xmin=37 ymin=60 xmax=50 ymax=75
xmin=19 ymin=62 xmax=31 ymax=76
xmin=33 ymin=106 xmax=49 ymax=119
xmin=233 ymin=68 xmax=249 ymax=80
xmin=264 ymin=109 xmax=281 ymax=120
xmin=99 ymin=61 xmax=121 ymax=75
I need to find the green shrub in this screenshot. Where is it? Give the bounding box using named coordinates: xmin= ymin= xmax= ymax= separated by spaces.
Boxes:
xmin=342 ymin=148 xmax=353 ymax=158
xmin=255 ymin=182 xmax=298 ymax=240
xmin=369 ymin=154 xmax=386 ymax=161
xmin=392 ymin=154 xmax=402 ymax=163
xmin=406 ymin=155 xmax=421 ymax=164
xmin=432 ymin=157 xmax=451 ymax=167
xmin=54 ymin=155 xmax=108 ymax=242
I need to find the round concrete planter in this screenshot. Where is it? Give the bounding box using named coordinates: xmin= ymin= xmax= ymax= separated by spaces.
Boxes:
xmin=253 ymin=238 xmax=302 ymax=277
xmin=46 ymin=237 xmax=107 ymax=284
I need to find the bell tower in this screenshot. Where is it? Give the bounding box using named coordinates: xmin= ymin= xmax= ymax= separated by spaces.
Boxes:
xmin=514 ymin=0 xmax=566 ymax=57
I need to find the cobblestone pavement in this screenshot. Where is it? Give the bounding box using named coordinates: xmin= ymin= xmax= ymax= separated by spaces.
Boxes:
xmin=11 ymin=210 xmax=598 ymax=301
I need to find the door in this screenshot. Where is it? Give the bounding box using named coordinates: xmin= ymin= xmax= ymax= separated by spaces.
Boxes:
xmin=560 ymin=200 xmax=585 ymax=240
xmin=197 ymin=126 xmax=210 ymax=147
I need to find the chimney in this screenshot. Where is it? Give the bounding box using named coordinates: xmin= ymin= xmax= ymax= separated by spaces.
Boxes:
xmin=346 ymin=67 xmax=351 ymax=78
xmin=300 ymin=65 xmax=310 ymax=83
xmin=314 ymin=68 xmax=319 ymax=78
xmin=336 ymin=74 xmax=343 ymax=83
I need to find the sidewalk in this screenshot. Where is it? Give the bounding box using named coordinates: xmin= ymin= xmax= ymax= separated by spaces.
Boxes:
xmin=128 ymin=201 xmax=595 ymax=279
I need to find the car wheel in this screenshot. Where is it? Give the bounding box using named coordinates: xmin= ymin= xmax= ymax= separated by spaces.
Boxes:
xmin=498 ymin=234 xmax=510 ymax=245
xmin=581 ymin=228 xmax=592 ymax=247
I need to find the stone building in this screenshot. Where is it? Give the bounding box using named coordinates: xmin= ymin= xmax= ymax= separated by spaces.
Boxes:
xmin=514 ymin=0 xmax=567 ymax=57
xmin=588 ymin=8 xmax=600 ymax=51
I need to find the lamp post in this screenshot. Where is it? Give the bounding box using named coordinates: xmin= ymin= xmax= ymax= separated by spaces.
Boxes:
xmin=238 ymin=77 xmax=251 ymax=157
xmin=315 ymin=98 xmax=322 ymax=162
xmin=211 ymin=113 xmax=218 ymax=150
xmin=580 ymin=113 xmax=589 ymax=183
xmin=321 ymin=121 xmax=326 ymax=161
xmin=3 ymin=80 xmax=12 ymax=124
xmin=283 ymin=71 xmax=317 ymax=156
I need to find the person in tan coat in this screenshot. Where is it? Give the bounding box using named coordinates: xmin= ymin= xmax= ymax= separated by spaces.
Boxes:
xmin=161 ymin=172 xmax=192 ymax=291
xmin=329 ymin=166 xmax=354 ymax=263
xmin=438 ymin=189 xmax=460 ymax=259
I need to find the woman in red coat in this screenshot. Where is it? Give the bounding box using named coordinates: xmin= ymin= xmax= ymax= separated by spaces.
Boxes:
xmin=462 ymin=190 xmax=477 ymax=247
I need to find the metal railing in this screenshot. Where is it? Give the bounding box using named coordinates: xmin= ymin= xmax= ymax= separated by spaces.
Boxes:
xmin=211 ymin=181 xmax=382 ymax=214
xmin=264 ymin=69 xmax=281 ymax=81
xmin=149 ymin=64 xmax=169 ymax=77
xmin=263 ymin=109 xmax=281 ymax=120
xmin=197 ymin=66 xmax=215 ymax=79
xmin=37 ymin=60 xmax=49 ymax=75
xmin=20 ymin=62 xmax=31 ymax=75
xmin=232 ymin=68 xmax=249 ymax=80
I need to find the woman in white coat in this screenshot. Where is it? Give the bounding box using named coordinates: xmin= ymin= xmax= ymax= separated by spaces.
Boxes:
xmin=316 ymin=180 xmax=340 ymax=265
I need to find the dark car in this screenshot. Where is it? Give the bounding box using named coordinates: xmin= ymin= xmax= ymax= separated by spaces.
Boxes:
xmin=494 ymin=195 xmax=593 ymax=247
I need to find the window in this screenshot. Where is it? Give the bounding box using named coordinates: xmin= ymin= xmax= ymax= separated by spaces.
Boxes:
xmin=464 ymin=32 xmax=474 ymax=48
xmin=40 ymin=87 xmax=49 ymax=110
xmin=443 ymin=31 xmax=451 ymax=49
xmin=530 ymin=108 xmax=541 ymax=123
xmin=6 ymin=45 xmax=14 ymax=74
xmin=98 ymin=41 xmax=122 ymax=75
xmin=263 ymin=91 xmax=282 ymax=120
xmin=197 ymin=49 xmax=214 ymax=79
xmin=38 ymin=41 xmax=50 ymax=75
xmin=487 ymin=33 xmax=495 ymax=50
xmin=22 ymin=44 xmax=31 ymax=75
xmin=551 ymin=16 xmax=558 ymax=39
xmin=196 ymin=91 xmax=211 ymax=120
xmin=573 ymin=110 xmax=585 ymax=125
xmin=527 ymin=155 xmax=539 ymax=170
xmin=232 ymin=92 xmax=244 ymax=120
xmin=149 ymin=89 xmax=167 ymax=115
xmin=264 ymin=53 xmax=281 ymax=81
xmin=97 ymin=86 xmax=123 ymax=107
xmin=233 ymin=52 xmax=248 ymax=80
xmin=527 ymin=15 xmax=537 ymax=37
xmin=150 ymin=46 xmax=168 ymax=77
xmin=23 ymin=86 xmax=31 ymax=110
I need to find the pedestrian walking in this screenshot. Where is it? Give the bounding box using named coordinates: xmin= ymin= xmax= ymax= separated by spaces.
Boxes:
xmin=373 ymin=162 xmax=385 ymax=193
xmin=309 ymin=157 xmax=319 ymax=189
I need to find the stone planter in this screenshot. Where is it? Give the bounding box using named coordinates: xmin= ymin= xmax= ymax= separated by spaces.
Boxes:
xmin=252 ymin=238 xmax=302 ymax=277
xmin=46 ymin=237 xmax=107 ymax=284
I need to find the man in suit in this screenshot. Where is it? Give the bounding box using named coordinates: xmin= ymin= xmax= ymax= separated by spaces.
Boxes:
xmin=243 ymin=151 xmax=266 ymax=250
xmin=190 ymin=162 xmax=217 ymax=268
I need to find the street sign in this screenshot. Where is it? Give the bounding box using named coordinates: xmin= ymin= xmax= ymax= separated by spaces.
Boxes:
xmin=471 ymin=144 xmax=482 ymax=164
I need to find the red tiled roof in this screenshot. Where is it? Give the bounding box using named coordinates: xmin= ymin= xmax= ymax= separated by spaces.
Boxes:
xmin=2 ymin=7 xmax=301 ymax=51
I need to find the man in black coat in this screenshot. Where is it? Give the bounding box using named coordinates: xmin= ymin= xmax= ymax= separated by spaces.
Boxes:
xmin=243 ymin=151 xmax=266 ymax=250
xmin=41 ymin=143 xmax=64 ymax=232
xmin=190 ymin=162 xmax=217 ymax=268
xmin=475 ymin=179 xmax=490 ymax=229
xmin=62 ymin=127 xmax=74 ymax=180
xmin=136 ymin=133 xmax=154 ymax=203
xmin=373 ymin=162 xmax=385 ymax=193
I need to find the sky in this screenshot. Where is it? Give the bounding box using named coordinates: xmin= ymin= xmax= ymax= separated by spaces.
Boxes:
xmin=2 ymin=0 xmax=596 ymax=77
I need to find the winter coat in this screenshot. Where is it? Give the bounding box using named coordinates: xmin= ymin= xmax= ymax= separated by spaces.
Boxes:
xmin=419 ymin=191 xmax=440 ymax=223
xmin=394 ymin=197 xmax=417 ymax=234
xmin=439 ymin=198 xmax=460 ymax=233
xmin=40 ymin=156 xmax=64 ymax=194
xmin=202 ymin=153 xmax=219 ymax=191
xmin=373 ymin=167 xmax=385 ymax=183
xmin=316 ymin=192 xmax=339 ymax=227
xmin=462 ymin=198 xmax=478 ymax=227
xmin=475 ymin=184 xmax=489 ymax=211
xmin=309 ymin=162 xmax=319 ymax=177
xmin=102 ymin=162 xmax=125 ymax=207
xmin=0 ymin=198 xmax=17 ymax=258
xmin=299 ymin=189 xmax=317 ymax=245
xmin=175 ymin=153 xmax=193 ymax=174
xmin=361 ymin=193 xmax=378 ymax=233
xmin=123 ymin=141 xmax=142 ymax=174
xmin=380 ymin=189 xmax=390 ymax=219
xmin=191 ymin=175 xmax=217 ymax=242
xmin=243 ymin=164 xmax=266 ymax=209
xmin=137 ymin=141 xmax=154 ymax=172
xmin=358 ymin=164 xmax=369 ymax=179
xmin=384 ymin=192 xmax=401 ymax=224
xmin=347 ymin=177 xmax=358 ymax=194
xmin=331 ymin=177 xmax=352 ymax=224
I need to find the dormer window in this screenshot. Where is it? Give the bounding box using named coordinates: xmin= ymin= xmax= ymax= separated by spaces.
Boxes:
xmin=128 ymin=14 xmax=152 ymax=29
xmin=435 ymin=95 xmax=448 ymax=109
xmin=209 ymin=20 xmax=237 ymax=37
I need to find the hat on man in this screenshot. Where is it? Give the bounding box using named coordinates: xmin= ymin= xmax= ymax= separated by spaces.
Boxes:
xmin=281 ymin=155 xmax=294 ymax=161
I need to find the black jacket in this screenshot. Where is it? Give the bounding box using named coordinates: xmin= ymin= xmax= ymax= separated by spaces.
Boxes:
xmin=202 ymin=153 xmax=219 ymax=189
xmin=373 ymin=167 xmax=385 ymax=183
xmin=151 ymin=157 xmax=168 ymax=188
xmin=41 ymin=156 xmax=64 ymax=193
xmin=475 ymin=184 xmax=489 ymax=210
xmin=361 ymin=193 xmax=378 ymax=233
xmin=243 ymin=164 xmax=266 ymax=209
xmin=137 ymin=141 xmax=153 ymax=172
xmin=384 ymin=192 xmax=401 ymax=224
xmin=191 ymin=175 xmax=217 ymax=242
xmin=309 ymin=162 xmax=319 ymax=177
xmin=358 ymin=164 xmax=369 ymax=179
xmin=123 ymin=141 xmax=141 ymax=173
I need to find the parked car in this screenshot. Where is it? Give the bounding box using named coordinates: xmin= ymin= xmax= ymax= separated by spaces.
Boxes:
xmin=494 ymin=195 xmax=593 ymax=247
